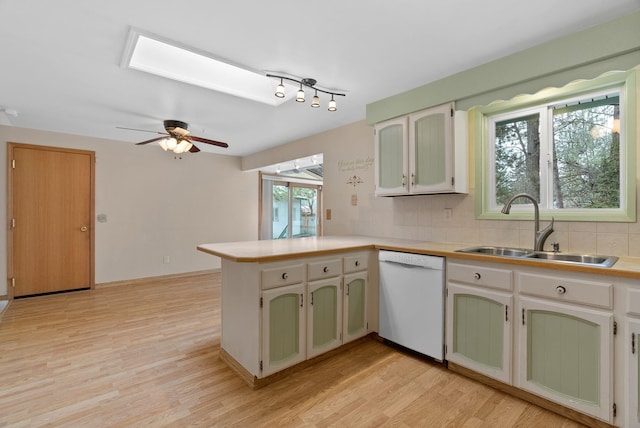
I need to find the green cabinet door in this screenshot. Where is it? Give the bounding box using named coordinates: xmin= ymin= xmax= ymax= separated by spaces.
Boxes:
xmin=343 ymin=272 xmax=367 ymax=343
xmin=628 ymin=319 xmax=640 ymax=427
xmin=446 ymin=283 xmax=512 ymax=383
xmin=262 ymin=283 xmax=306 ymax=376
xmin=374 ymin=117 xmax=407 ymax=196
xmin=307 ymin=278 xmax=342 ymax=358
xmin=518 ymin=297 xmax=613 ymax=422
xmin=409 ymin=103 xmax=453 ymax=192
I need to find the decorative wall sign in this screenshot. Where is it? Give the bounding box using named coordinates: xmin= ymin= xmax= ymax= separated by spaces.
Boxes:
xmin=337 ymin=156 xmax=374 ymax=173
xmin=347 ymin=175 xmax=364 ymax=187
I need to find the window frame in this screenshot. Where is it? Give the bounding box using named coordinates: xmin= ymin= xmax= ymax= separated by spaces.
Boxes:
xmin=473 ymin=68 xmax=637 ymax=222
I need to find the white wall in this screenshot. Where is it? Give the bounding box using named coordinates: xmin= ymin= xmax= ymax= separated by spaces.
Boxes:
xmin=0 ymin=125 xmax=258 ymax=296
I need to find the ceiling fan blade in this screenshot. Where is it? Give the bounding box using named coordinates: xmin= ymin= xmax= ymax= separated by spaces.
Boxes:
xmin=189 ymin=143 xmax=201 ymax=153
xmin=135 ymin=136 xmax=166 ymax=145
xmin=189 ymin=135 xmax=229 ymax=148
xmin=117 ymin=126 xmax=168 ymax=135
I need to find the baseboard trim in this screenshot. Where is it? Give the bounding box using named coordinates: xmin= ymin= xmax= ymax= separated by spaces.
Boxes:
xmin=221 ymin=333 xmax=378 ymax=390
xmin=95 ymin=269 xmax=220 ymax=289
xmin=0 ymin=298 xmax=11 ymax=321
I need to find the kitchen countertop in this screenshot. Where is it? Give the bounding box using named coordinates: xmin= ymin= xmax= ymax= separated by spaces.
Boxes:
xmin=197 ymin=235 xmax=640 ymax=280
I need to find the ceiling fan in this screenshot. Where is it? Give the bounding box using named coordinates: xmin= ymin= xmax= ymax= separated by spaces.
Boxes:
xmin=117 ymin=120 xmax=228 ymax=153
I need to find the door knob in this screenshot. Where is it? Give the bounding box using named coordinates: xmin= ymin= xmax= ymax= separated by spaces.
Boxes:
xmin=80 ymin=226 xmax=88 ymax=232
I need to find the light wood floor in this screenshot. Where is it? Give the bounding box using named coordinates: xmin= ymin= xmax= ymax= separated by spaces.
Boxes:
xmin=0 ymin=272 xmax=586 ymax=427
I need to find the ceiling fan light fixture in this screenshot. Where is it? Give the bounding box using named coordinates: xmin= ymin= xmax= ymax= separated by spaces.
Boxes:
xmin=174 ymin=139 xmax=191 ymax=154
xmin=158 ymin=138 xmax=169 ymax=151
xmin=166 ymin=137 xmax=178 ymax=151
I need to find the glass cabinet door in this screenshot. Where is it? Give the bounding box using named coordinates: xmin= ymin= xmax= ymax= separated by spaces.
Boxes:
xmin=343 ymin=272 xmax=367 ymax=343
xmin=374 ymin=117 xmax=408 ymax=196
xmin=262 ymin=283 xmax=306 ymax=376
xmin=307 ymin=278 xmax=342 ymax=358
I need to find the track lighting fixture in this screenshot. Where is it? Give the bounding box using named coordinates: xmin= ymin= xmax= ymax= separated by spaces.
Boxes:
xmin=267 ymin=74 xmax=345 ymax=111
xmin=275 ymin=78 xmax=285 ymax=98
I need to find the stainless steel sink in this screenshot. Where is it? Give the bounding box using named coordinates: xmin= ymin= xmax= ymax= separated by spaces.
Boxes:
xmin=455 ymin=246 xmax=534 ymax=258
xmin=526 ymin=252 xmax=618 ymax=267
xmin=455 ymin=246 xmax=618 ymax=268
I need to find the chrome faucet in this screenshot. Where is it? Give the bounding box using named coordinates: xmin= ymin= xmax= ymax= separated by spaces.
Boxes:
xmin=501 ymin=193 xmax=554 ymax=252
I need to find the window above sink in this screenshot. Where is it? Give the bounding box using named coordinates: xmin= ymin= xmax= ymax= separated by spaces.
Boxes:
xmin=472 ymin=67 xmax=638 ymax=223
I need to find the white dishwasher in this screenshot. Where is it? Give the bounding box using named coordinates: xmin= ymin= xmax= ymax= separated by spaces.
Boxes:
xmin=378 ymin=250 xmax=445 ymax=361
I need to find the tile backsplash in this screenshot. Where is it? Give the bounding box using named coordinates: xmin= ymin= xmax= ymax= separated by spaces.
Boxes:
xmin=350 ymin=190 xmax=640 ymax=257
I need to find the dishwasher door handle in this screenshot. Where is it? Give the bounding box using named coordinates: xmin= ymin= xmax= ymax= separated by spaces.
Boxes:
xmin=380 ymin=259 xmax=436 ymax=270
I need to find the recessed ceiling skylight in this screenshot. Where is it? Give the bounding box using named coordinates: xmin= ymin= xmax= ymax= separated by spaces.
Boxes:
xmin=121 ymin=29 xmax=294 ymax=106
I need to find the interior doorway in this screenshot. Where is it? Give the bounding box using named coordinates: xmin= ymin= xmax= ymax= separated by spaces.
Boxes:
xmin=7 ymin=143 xmax=95 ymax=298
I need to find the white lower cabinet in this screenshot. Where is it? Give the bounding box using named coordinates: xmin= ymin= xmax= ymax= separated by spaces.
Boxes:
xmin=447 ymin=282 xmax=512 ymax=384
xmin=627 ymin=318 xmax=640 ymax=428
xmin=307 ymin=277 xmax=342 ymax=359
xmin=627 ymin=288 xmax=640 ymax=427
xmin=261 ymin=283 xmax=306 ymax=376
xmin=252 ymin=251 xmax=372 ymax=379
xmin=343 ymin=271 xmax=368 ymax=343
xmin=446 ymin=259 xmax=616 ymax=425
xmin=516 ymin=271 xmax=614 ymax=423
xmin=446 ymin=261 xmax=513 ymax=384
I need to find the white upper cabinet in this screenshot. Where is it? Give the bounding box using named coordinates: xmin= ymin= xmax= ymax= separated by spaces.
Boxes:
xmin=374 ymin=102 xmax=467 ymax=196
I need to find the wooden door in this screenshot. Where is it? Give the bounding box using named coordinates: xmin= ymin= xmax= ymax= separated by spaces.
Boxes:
xmin=7 ymin=143 xmax=94 ymax=297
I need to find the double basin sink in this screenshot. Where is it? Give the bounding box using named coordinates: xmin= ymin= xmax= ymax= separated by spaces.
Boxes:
xmin=456 ymin=246 xmax=618 ymax=268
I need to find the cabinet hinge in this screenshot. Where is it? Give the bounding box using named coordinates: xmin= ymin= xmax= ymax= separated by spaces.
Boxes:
xmin=259 ymin=297 xmax=263 ymax=308
xmin=633 ymin=333 xmax=636 ymax=354
xmin=613 ymin=402 xmax=617 ymax=417
xmin=613 ymin=321 xmax=617 ymax=335
xmin=450 ymin=107 xmax=454 ymax=117
xmin=451 ymin=177 xmax=455 ymax=186
xmin=505 ymin=305 xmax=509 ymax=322
xmin=12 ymin=159 xmax=15 ymax=169
xmin=366 ymin=322 xmax=369 ymax=330
xmin=259 ymin=360 xmax=263 ymax=372
xmin=522 ymin=308 xmax=526 ymax=326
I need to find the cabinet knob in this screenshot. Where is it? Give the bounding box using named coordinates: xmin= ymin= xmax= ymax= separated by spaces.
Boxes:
xmin=556 ymin=285 xmax=566 ymax=295
xmin=355 ymin=260 xmax=360 ymax=267
xmin=474 ymin=272 xmax=481 ymax=280
xmin=282 ymin=273 xmax=288 ymax=280
xmin=323 ymin=266 xmax=329 ymax=273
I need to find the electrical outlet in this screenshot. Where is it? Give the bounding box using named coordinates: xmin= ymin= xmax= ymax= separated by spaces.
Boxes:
xmin=444 ymin=208 xmax=453 ymax=220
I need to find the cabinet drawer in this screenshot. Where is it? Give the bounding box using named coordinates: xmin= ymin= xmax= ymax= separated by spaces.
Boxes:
xmin=628 ymin=288 xmax=640 ymax=316
xmin=518 ymin=272 xmax=612 ymax=309
xmin=447 ymin=262 xmax=513 ymax=291
xmin=343 ymin=253 xmax=369 ymax=273
xmin=308 ymin=259 xmax=342 ymax=281
xmin=261 ymin=264 xmax=305 ymax=290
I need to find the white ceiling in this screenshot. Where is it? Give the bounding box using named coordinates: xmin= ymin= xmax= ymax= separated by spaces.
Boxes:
xmin=1 ymin=1 xmax=639 ymax=157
